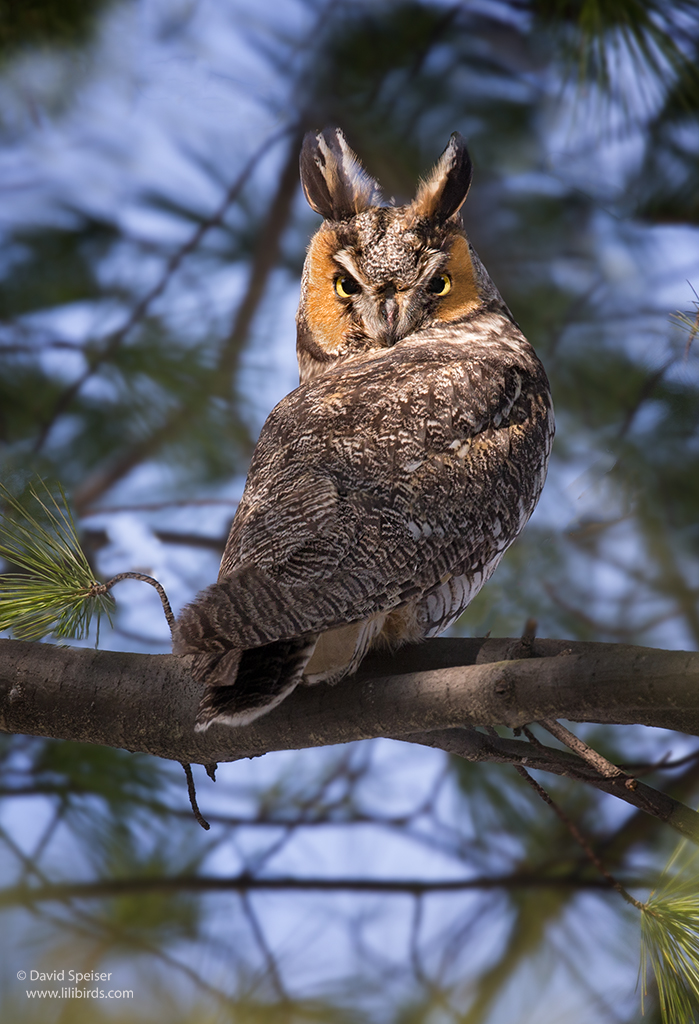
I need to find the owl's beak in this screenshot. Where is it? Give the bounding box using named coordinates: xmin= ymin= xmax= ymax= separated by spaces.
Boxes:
xmin=378 ymin=292 xmax=399 ymax=345
xmin=382 ymin=296 xmax=398 ymax=330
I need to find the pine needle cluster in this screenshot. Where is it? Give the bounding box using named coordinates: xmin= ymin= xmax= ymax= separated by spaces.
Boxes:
xmin=673 ymin=306 xmax=699 ymax=354
xmin=0 ymin=481 xmax=114 ymax=642
xmin=641 ymin=839 xmax=699 ymax=1023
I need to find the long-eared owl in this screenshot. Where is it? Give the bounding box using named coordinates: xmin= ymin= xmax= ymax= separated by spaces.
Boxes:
xmin=174 ymin=129 xmax=554 ymax=730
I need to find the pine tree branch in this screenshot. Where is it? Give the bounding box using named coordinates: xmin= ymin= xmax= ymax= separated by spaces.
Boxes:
xmin=2 ymin=635 xmax=699 ymax=841
xmin=409 ymin=727 xmax=699 ymax=844
xmin=92 ymin=572 xmax=175 ymax=634
xmin=0 ymin=870 xmax=653 ymax=907
xmin=514 ymin=764 xmax=645 ymax=910
xmin=3 ymin=635 xmax=699 ymax=754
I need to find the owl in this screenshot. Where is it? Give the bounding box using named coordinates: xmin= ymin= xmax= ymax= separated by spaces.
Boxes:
xmin=174 ymin=128 xmax=554 ymax=731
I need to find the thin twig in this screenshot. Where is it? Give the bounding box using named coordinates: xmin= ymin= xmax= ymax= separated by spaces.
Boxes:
xmin=179 ymin=762 xmax=210 ymax=831
xmin=504 ymin=616 xmax=539 ymax=662
xmin=619 ymin=748 xmax=699 ymax=774
xmin=521 ymin=724 xmax=546 ymax=748
xmin=412 ymin=727 xmax=699 ymax=842
xmin=88 ymin=498 xmax=239 ymax=513
xmin=90 ymin=572 xmax=175 ymax=635
xmin=240 ymin=891 xmax=289 ymax=1002
xmin=520 ymin=616 xmax=537 ymax=652
xmin=538 ymin=718 xmax=636 ymax=788
xmin=515 ymin=765 xmax=645 ymax=911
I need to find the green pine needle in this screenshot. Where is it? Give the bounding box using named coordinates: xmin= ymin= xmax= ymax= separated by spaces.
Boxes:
xmin=641 ymin=839 xmax=699 ymax=1023
xmin=672 ymin=308 xmax=699 ymax=344
xmin=0 ymin=480 xmax=114 ymax=642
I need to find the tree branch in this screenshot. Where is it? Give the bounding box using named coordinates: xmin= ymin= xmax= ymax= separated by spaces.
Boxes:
xmin=2 ymin=635 xmax=699 ymax=837
xmin=0 ymin=870 xmax=652 ymax=908
xmin=408 ymin=727 xmax=699 ymax=843
xmin=3 ymin=635 xmax=698 ymax=755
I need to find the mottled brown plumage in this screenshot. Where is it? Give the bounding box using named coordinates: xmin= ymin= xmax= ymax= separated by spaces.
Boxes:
xmin=174 ymin=129 xmax=554 ymax=730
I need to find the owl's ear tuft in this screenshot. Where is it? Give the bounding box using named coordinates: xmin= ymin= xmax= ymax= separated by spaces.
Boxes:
xmin=411 ymin=132 xmax=473 ymax=222
xmin=300 ymin=128 xmax=382 ymax=221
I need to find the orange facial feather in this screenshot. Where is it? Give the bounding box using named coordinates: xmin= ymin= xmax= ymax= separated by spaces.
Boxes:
xmin=439 ymin=235 xmax=480 ymax=322
xmin=305 ymin=230 xmax=348 ymax=354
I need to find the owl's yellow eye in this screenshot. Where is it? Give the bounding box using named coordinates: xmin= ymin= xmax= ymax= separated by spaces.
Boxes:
xmin=426 ymin=274 xmax=451 ymax=296
xmin=334 ymin=275 xmax=360 ymax=298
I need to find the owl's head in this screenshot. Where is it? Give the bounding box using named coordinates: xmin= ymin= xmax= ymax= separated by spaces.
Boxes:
xmin=296 ymin=129 xmax=509 ymax=382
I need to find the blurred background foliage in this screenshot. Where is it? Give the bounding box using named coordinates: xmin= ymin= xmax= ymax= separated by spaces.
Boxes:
xmin=1 ymin=0 xmax=699 ymax=1020
xmin=0 ymin=0 xmax=112 ymax=57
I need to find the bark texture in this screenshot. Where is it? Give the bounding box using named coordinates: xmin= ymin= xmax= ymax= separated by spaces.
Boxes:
xmin=1 ymin=636 xmax=698 ymax=764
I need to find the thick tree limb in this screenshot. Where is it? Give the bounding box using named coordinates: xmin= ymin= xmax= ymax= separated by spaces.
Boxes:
xmin=2 ymin=634 xmax=699 ymax=838
xmin=2 ymin=636 xmax=698 ymax=761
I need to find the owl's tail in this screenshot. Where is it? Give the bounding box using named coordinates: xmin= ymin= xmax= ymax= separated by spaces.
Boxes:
xmin=192 ymin=637 xmax=317 ymax=731
xmin=173 ymin=583 xmax=318 ymax=730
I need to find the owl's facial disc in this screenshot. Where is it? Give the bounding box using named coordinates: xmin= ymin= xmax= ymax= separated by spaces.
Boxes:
xmin=332 ymin=252 xmax=456 ymax=346
xmin=298 ymin=210 xmax=485 ymax=382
